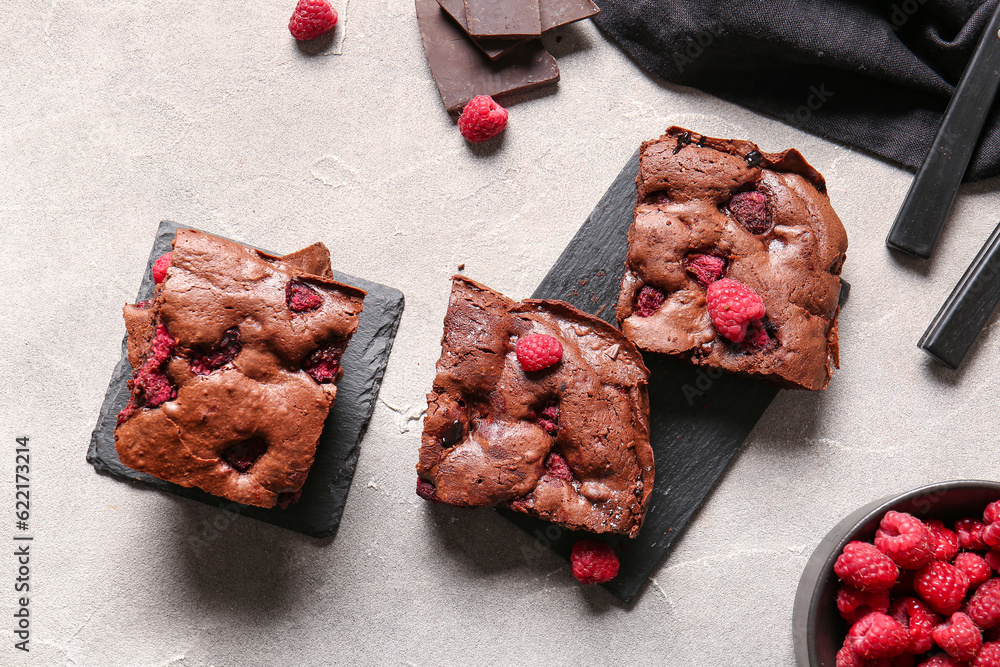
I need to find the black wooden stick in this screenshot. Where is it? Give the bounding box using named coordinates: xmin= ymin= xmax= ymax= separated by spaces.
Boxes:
xmin=920 ymin=220 xmax=1000 ymax=369
xmin=886 ymin=2 xmax=1000 ymax=260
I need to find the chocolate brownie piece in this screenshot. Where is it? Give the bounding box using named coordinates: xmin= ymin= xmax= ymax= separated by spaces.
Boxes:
xmin=616 ymin=127 xmax=848 ymax=391
xmin=114 ymin=229 xmax=366 ymax=508
xmin=417 ymin=276 xmax=653 ymax=538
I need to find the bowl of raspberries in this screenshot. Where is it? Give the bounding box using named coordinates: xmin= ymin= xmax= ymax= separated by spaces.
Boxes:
xmin=793 ymin=480 xmax=1000 ymax=666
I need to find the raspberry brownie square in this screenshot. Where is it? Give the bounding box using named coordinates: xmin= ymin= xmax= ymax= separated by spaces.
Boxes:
xmin=115 ymin=229 xmax=366 ymax=509
xmin=616 ymin=127 xmax=848 ymax=390
xmin=417 ymin=276 xmax=653 ymax=538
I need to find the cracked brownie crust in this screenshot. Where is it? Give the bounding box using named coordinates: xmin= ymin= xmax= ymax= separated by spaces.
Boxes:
xmin=616 ymin=127 xmax=848 ymax=390
xmin=418 ymin=276 xmax=653 ymax=538
xmin=114 ymin=229 xmax=366 ymax=508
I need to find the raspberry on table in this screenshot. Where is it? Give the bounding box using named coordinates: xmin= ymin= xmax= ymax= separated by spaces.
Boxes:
xmin=152 ymin=251 xmax=172 ymax=284
xmin=890 ymin=596 xmax=940 ymax=655
xmin=729 ymin=190 xmax=771 ymax=234
xmin=289 ymin=0 xmax=338 ymax=40
xmin=914 ymin=562 xmax=970 ymax=616
xmin=635 ymin=285 xmax=666 ymax=317
xmin=684 ymin=254 xmax=727 ymax=287
xmin=706 ymin=278 xmax=767 ymax=343
xmin=847 ymin=612 xmax=909 ymax=659
xmin=839 ymin=584 xmax=891 ymax=624
xmin=955 ymin=519 xmax=987 ymax=551
xmin=570 ymin=539 xmax=619 ymax=584
xmin=876 ymin=511 xmax=935 ymax=570
xmin=932 ymin=612 xmax=982 ymax=662
xmin=925 ymin=520 xmax=960 ymax=562
xmin=515 ymin=334 xmax=563 ymax=372
xmin=836 ymin=540 xmax=900 ymax=592
xmin=954 ymin=552 xmax=992 ymax=588
xmin=458 ymin=95 xmax=508 ymax=143
xmin=967 ymin=578 xmax=1000 ymax=629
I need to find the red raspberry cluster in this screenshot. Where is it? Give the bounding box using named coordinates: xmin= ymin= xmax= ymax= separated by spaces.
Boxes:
xmin=833 ymin=503 xmax=1000 ymax=666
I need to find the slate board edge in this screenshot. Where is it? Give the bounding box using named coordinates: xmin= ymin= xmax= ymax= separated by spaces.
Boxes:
xmin=87 ymin=220 xmax=404 ymax=539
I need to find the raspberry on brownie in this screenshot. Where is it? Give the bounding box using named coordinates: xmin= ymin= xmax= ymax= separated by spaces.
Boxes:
xmin=616 ymin=127 xmax=848 ymax=390
xmin=114 ymin=229 xmax=366 ymax=509
xmin=417 ymin=276 xmax=653 ymax=538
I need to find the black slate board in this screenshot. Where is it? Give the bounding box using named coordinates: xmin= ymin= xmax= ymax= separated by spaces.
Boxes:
xmin=497 ymin=151 xmax=787 ymax=604
xmin=87 ymin=220 xmax=405 ymax=539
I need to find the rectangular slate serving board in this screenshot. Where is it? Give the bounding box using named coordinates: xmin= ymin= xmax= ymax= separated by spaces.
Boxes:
xmin=87 ymin=220 xmax=405 ymax=539
xmin=497 ymin=151 xmax=785 ymax=604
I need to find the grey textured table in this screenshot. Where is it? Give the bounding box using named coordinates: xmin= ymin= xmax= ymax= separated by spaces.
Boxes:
xmin=4 ymin=1 xmax=1000 ymax=664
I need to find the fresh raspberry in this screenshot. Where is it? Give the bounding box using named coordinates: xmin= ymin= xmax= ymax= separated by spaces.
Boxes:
xmin=985 ymin=523 xmax=1000 ymax=549
xmin=705 ymin=278 xmax=766 ymax=343
xmin=967 ymin=578 xmax=1000 ymax=629
xmin=222 ymin=437 xmax=268 ymax=473
xmin=986 ymin=551 xmax=1000 ymax=572
xmin=515 ymin=334 xmax=563 ymax=372
xmin=288 ymin=0 xmax=337 ymax=40
xmin=635 ymin=285 xmax=665 ymax=317
xmin=416 ymin=478 xmax=439 ymax=502
xmin=544 ymin=452 xmax=573 ymax=481
xmin=891 ymin=597 xmax=940 ymax=654
xmin=536 ymin=405 xmax=559 ymax=435
xmin=570 ymin=539 xmax=619 ymax=584
xmin=684 ymin=254 xmax=727 ymax=288
xmin=985 ymin=502 xmax=1000 ymax=525
xmin=932 ymin=612 xmax=982 ymax=662
xmin=956 ymin=519 xmax=987 ymax=551
xmin=918 ymin=656 xmax=966 ymax=667
xmin=836 ymin=644 xmax=864 ymax=667
xmin=729 ymin=190 xmax=771 ymax=234
xmin=286 ymin=280 xmax=322 ymax=312
xmin=152 ymin=251 xmax=172 ymax=284
xmin=926 ymin=520 xmax=960 ymax=562
xmin=458 ymin=95 xmax=508 ymax=143
xmin=189 ymin=327 xmax=241 ymax=375
xmin=955 ymin=552 xmax=992 ymax=588
xmin=847 ymin=612 xmax=909 ymax=659
xmin=975 ymin=641 xmax=1000 ymax=667
xmin=914 ymin=562 xmax=970 ymax=616
xmin=836 ymin=541 xmax=900 ymax=592
xmin=839 ymin=584 xmax=891 ymax=624
xmin=876 ymin=511 xmax=935 ymax=570
xmin=302 ymin=341 xmax=344 ymax=383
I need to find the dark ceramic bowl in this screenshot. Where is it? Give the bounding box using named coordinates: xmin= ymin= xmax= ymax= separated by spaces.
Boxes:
xmin=793 ymin=480 xmax=1000 ymax=666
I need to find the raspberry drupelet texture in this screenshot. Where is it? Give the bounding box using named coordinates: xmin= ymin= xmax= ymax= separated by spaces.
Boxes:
xmin=705 ymin=278 xmax=766 ymax=343
xmin=925 ymin=520 xmax=960 ymax=562
xmin=729 ymin=190 xmax=771 ymax=234
xmin=570 ymin=539 xmax=619 ymax=584
xmin=955 ymin=518 xmax=987 ymax=550
xmin=838 ymin=585 xmax=891 ymax=624
xmin=684 ymin=254 xmax=726 ymax=288
xmin=635 ymin=285 xmax=665 ymax=317
xmin=913 ymin=562 xmax=970 ymax=616
xmin=967 ymin=578 xmax=1000 ymax=629
xmin=289 ymin=0 xmax=338 ymax=40
xmin=286 ymin=280 xmax=323 ymax=312
xmin=975 ymin=641 xmax=1000 ymax=666
xmin=458 ymin=95 xmax=508 ymax=143
xmin=932 ymin=612 xmax=982 ymax=662
xmin=515 ymin=333 xmax=563 ymax=372
xmin=875 ymin=511 xmax=934 ymax=570
xmin=954 ymin=552 xmax=992 ymax=588
xmin=152 ymin=252 xmax=172 ymax=284
xmin=890 ymin=596 xmax=940 ymax=655
xmin=836 ymin=541 xmax=900 ymax=593
xmin=847 ymin=612 xmax=909 ymax=659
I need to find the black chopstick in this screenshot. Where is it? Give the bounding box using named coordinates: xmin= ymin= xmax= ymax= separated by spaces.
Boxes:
xmin=886 ymin=1 xmax=1000 ymax=260
xmin=919 ymin=219 xmax=1000 ymax=369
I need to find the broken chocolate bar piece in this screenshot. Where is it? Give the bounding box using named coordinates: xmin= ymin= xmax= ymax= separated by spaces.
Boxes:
xmin=465 ymin=0 xmax=541 ymax=38
xmin=437 ymin=0 xmax=526 ymax=60
xmin=417 ymin=0 xmax=559 ymax=112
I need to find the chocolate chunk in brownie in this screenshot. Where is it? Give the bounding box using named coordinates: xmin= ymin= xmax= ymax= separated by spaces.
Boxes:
xmin=115 ymin=229 xmax=366 ymax=508
xmin=417 ymin=276 xmax=653 ymax=538
xmin=616 ymin=127 xmax=848 ymax=391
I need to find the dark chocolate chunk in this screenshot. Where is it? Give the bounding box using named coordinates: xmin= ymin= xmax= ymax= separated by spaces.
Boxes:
xmin=417 ymin=0 xmax=559 ymax=112
xmin=437 ymin=0 xmax=526 ymax=61
xmin=465 ymin=0 xmax=541 ymax=38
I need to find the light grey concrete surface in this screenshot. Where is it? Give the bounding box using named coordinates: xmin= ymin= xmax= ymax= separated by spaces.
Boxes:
xmin=3 ymin=1 xmax=1000 ymax=665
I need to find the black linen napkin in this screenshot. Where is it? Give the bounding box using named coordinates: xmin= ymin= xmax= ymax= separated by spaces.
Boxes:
xmin=594 ymin=0 xmax=1000 ymax=182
